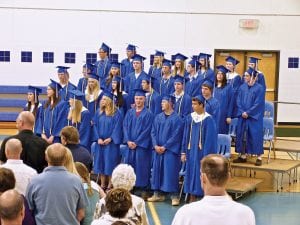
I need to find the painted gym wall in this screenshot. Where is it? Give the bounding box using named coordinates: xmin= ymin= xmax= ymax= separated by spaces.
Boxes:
xmin=0 ymin=0 xmax=299 ymax=122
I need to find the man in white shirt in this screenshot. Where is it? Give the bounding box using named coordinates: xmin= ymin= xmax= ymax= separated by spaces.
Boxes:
xmin=1 ymin=138 xmax=37 ymax=195
xmin=172 ymin=154 xmax=255 ymax=225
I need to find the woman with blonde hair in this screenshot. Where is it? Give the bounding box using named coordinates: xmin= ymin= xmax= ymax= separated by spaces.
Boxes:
xmin=92 ymin=90 xmax=123 ymax=191
xmin=148 ymin=50 xmax=164 ymax=79
xmin=82 ymin=73 xmax=103 ymax=118
xmin=171 ymin=53 xmax=188 ymax=78
xmin=67 ymin=89 xmax=92 ymax=150
xmin=63 ymin=147 xmax=79 ymax=175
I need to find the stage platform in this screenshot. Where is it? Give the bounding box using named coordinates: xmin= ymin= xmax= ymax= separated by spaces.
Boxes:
xmin=226 ymin=177 xmax=263 ymax=199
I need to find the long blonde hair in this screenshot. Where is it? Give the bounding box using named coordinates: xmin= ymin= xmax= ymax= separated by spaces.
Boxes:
xmin=85 ymin=78 xmax=100 ymax=102
xmin=68 ymin=100 xmax=83 ymax=124
xmin=100 ymin=96 xmax=116 ymax=116
xmin=153 ymin=56 xmax=163 ymax=68
xmin=75 ymin=162 xmax=94 ymax=196
xmin=63 ymin=148 xmax=79 ymax=176
xmin=172 ymin=60 xmax=186 ymax=76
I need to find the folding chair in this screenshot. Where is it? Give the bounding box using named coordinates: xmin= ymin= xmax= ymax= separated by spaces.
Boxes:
xmin=179 ymin=162 xmax=188 ymax=202
xmin=263 ymin=117 xmax=275 ymax=163
xmin=217 ymin=134 xmax=232 ymax=159
xmin=228 ymin=118 xmax=238 ymax=146
xmin=264 ymin=101 xmax=274 ymax=119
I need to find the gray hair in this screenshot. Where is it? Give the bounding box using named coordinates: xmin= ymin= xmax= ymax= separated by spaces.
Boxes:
xmin=111 ymin=164 xmax=136 ymax=191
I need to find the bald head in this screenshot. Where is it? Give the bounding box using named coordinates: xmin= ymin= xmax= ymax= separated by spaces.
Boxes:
xmin=0 ymin=190 xmax=24 ymax=221
xmin=45 ymin=143 xmax=67 ymax=166
xmin=16 ymin=111 xmax=35 ymax=131
xmin=5 ymin=138 xmax=22 ymax=159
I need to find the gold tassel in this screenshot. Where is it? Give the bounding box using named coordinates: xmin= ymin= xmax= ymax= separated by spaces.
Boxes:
xmin=188 ymin=120 xmax=193 ymax=150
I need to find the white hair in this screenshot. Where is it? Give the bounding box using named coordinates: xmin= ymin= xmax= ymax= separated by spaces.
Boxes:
xmin=111 ymin=164 xmax=136 ymax=191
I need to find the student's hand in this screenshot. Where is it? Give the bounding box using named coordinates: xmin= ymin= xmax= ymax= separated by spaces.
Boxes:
xmin=242 ymin=112 xmax=248 ymax=119
xmin=48 ymin=135 xmax=54 ymax=144
xmin=127 ymin=141 xmax=136 ymax=150
xmin=226 ymin=118 xmax=231 ymax=124
xmin=98 ymin=139 xmax=104 ymax=145
xmin=181 ymin=154 xmax=186 ymax=162
xmin=41 ymin=133 xmax=47 ymax=140
xmin=103 ymin=138 xmax=112 ymax=145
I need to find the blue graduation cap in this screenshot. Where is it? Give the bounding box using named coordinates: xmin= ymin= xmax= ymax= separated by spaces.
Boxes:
xmin=150 ymin=54 xmax=154 ymax=66
xmin=132 ymin=54 xmax=146 ymax=62
xmin=68 ymin=89 xmax=84 ymax=101
xmin=28 ymin=85 xmax=42 ymax=103
xmin=100 ymin=42 xmax=112 ymax=53
xmin=191 ymin=55 xmax=199 ymax=61
xmin=56 ymin=66 xmax=70 ymax=74
xmin=202 ymin=79 xmax=214 ymax=89
xmin=112 ymin=76 xmax=121 ymax=83
xmin=249 ymin=56 xmax=261 ymax=66
xmin=194 ymin=95 xmax=205 ymax=104
xmin=225 ymin=56 xmax=240 ymax=66
xmin=126 ymin=44 xmax=137 ymax=51
xmin=88 ymin=73 xmax=100 ymax=80
xmin=109 ymin=53 xmax=119 ymax=63
xmin=216 ymin=65 xmax=229 ymax=74
xmin=111 ymin=62 xmax=122 ymax=69
xmin=83 ymin=63 xmax=95 ymax=72
xmin=154 ymin=50 xmax=165 ymax=57
xmin=198 ymin=53 xmax=212 ymax=60
xmin=162 ymin=59 xmax=172 ymax=68
xmin=102 ymin=89 xmax=114 ymax=100
xmin=133 ymin=88 xmax=146 ymax=97
xmin=162 ymin=94 xmax=176 ymax=105
xmin=142 ymin=74 xmax=156 ymax=84
xmin=188 ymin=59 xmax=200 ymax=68
xmin=173 ymin=53 xmax=188 ymax=61
xmin=245 ymin=67 xmax=258 ymax=77
xmin=49 ymin=79 xmax=62 ymax=98
xmin=173 ymin=75 xmax=187 ymax=84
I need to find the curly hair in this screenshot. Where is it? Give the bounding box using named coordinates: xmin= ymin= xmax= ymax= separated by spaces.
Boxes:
xmin=105 ymin=188 xmax=132 ymax=218
xmin=111 ymin=164 xmax=136 ymax=191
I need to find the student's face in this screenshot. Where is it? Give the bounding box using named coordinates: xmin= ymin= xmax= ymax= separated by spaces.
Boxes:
xmin=47 ymin=87 xmax=54 ymax=98
xmin=82 ymin=67 xmax=90 ymax=78
xmin=111 ymin=81 xmax=117 ymax=91
xmin=202 ymin=86 xmax=211 ymax=98
xmin=88 ymin=78 xmax=97 ymax=89
xmin=174 ymin=82 xmax=183 ymax=92
xmin=153 ymin=56 xmax=160 ymax=64
xmin=141 ymin=80 xmax=149 ymax=90
xmin=244 ymin=73 xmax=251 ymax=83
xmin=187 ymin=64 xmax=194 ymax=73
xmin=175 ymin=60 xmax=181 ymax=68
xmin=248 ymin=62 xmax=256 ymax=69
xmin=134 ymin=96 xmax=145 ymax=108
xmin=110 ymin=67 xmax=119 ymax=76
xmin=98 ymin=49 xmax=107 ymax=60
xmin=27 ymin=92 xmax=34 ymax=102
xmin=162 ymin=65 xmax=170 ymax=74
xmin=226 ymin=62 xmax=234 ymax=72
xmin=58 ymin=73 xmax=68 ymax=83
xmin=217 ymin=71 xmax=225 ymax=82
xmin=126 ymin=50 xmax=134 ymax=58
xmin=199 ymin=58 xmax=205 ymax=66
xmin=161 ymin=100 xmax=170 ymax=112
xmin=133 ymin=61 xmax=142 ymax=71
xmin=192 ymin=100 xmax=203 ymax=112
xmin=100 ymin=96 xmax=109 ymax=107
xmin=68 ymin=98 xmax=74 ymax=107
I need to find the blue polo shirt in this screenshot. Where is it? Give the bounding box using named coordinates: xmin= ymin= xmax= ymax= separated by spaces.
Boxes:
xmin=26 ymin=166 xmax=88 ymax=225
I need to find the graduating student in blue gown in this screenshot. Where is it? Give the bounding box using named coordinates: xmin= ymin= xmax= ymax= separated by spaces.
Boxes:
xmin=24 ymin=85 xmax=43 ymax=135
xmin=213 ymin=65 xmax=234 ymax=134
xmin=148 ymin=95 xmax=183 ymax=206
xmin=201 ymin=80 xmax=220 ymax=132
xmin=185 ymin=59 xmax=202 ymax=97
xmin=198 ymin=53 xmax=215 ymax=84
xmin=82 ymin=73 xmax=103 ymax=119
xmin=141 ymin=75 xmax=162 ymax=116
xmin=92 ymin=90 xmax=123 ymax=190
xmin=111 ymin=76 xmax=130 ymax=117
xmin=156 ymin=59 xmax=175 ymax=96
xmin=41 ymin=79 xmax=64 ymax=144
xmin=123 ymin=89 xmax=154 ymax=188
xmin=173 ymin=75 xmax=192 ymax=119
xmin=248 ymin=57 xmax=266 ymax=93
xmin=66 ymin=90 xmax=92 ymax=150
xmin=124 ymin=54 xmax=148 ymax=105
xmin=148 ymin=50 xmax=164 ymax=79
xmin=171 ymin=53 xmax=188 ymax=78
xmin=103 ymin=62 xmax=122 ymax=91
xmin=181 ymin=95 xmax=217 ymax=201
xmin=77 ymin=63 xmax=96 ymax=93
xmin=56 ymin=66 xmax=77 ymax=102
xmin=234 ymin=67 xmax=265 ymax=166
xmin=94 ymin=42 xmax=112 ymax=83
xmin=121 ymin=44 xmax=136 ymax=78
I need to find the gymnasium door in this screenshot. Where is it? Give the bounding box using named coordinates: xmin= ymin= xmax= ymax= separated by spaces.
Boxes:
xmin=214 ymin=50 xmax=279 ymax=101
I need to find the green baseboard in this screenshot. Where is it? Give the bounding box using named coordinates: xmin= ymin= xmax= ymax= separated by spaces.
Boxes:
xmin=275 ymin=127 xmax=300 ymax=137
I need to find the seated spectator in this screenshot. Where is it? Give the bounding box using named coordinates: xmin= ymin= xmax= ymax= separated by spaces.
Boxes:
xmin=94 ymin=164 xmax=149 ymax=225
xmin=63 ymin=147 xmax=79 ymax=176
xmin=0 ymin=167 xmax=35 ymax=225
xmin=61 ymin=126 xmax=92 ymax=171
xmin=1 ymin=138 xmax=37 ymax=195
xmin=171 ymin=154 xmax=255 ymax=225
xmin=91 ymin=188 xmax=135 ymax=225
xmin=0 ymin=189 xmax=24 ymax=225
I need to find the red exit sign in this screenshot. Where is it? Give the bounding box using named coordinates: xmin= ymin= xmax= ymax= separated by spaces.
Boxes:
xmin=239 ymin=19 xmax=259 ymax=29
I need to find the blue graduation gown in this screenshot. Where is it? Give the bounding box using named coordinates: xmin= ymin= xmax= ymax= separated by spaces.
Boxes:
xmin=77 ymin=77 xmax=88 ymax=93
xmin=121 ymin=58 xmax=134 ymax=78
xmin=82 ymin=91 xmax=103 ymax=119
xmin=181 ymin=112 xmax=217 ymax=196
xmin=213 ymin=84 xmax=234 ymax=134
xmin=59 ymin=82 xmax=77 ymax=102
xmin=226 ymin=72 xmax=242 ymax=117
xmin=94 ymin=58 xmax=112 ymax=83
xmin=150 ymin=112 xmax=183 ymax=192
xmin=145 ymin=90 xmax=162 ymax=115
xmin=51 ymin=101 xmax=69 ymax=142
xmin=148 ymin=66 xmax=162 ymax=79
xmin=24 ymin=103 xmax=43 ymax=135
xmin=185 ymin=75 xmax=203 ymax=97
xmin=124 ymin=71 xmax=148 ymax=105
xmin=205 ymin=97 xmax=220 ymax=132
xmin=236 ymin=82 xmax=265 ymax=155
xmin=123 ymin=107 xmax=154 ymax=188
xmin=92 ymin=109 xmax=123 ymax=175
xmin=156 ymin=76 xmax=175 ymax=96
xmin=68 ymin=108 xmax=92 ymax=150
xmin=198 ymin=68 xmax=215 ymax=84
xmin=174 ymin=93 xmax=192 ymax=119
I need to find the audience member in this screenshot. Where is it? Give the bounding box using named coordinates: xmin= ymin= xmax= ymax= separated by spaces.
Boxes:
xmin=26 ymin=143 xmax=88 ymax=225
xmin=172 ymin=154 xmax=255 ymax=225
xmin=1 ymin=138 xmax=37 ymax=195
xmin=0 ymin=111 xmax=48 ymax=173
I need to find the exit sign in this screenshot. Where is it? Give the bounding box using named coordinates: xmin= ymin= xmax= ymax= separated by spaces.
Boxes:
xmin=239 ymin=19 xmax=259 ymax=29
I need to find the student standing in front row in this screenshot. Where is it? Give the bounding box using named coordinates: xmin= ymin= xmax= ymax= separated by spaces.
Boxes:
xmin=181 ymin=95 xmax=217 ymax=202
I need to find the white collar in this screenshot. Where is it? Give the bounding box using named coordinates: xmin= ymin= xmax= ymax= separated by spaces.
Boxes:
xmin=191 ymin=112 xmax=210 ymax=123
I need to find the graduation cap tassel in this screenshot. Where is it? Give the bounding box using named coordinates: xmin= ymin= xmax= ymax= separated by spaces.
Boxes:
xmin=198 ymin=119 xmax=203 ymax=150
xmin=187 ymin=120 xmax=193 ymax=150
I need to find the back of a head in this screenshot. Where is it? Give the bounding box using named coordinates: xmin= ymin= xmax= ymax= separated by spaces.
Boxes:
xmin=63 ymin=148 xmax=78 ymax=175
xmin=60 ymin=126 xmax=80 ymax=144
xmin=5 ymin=138 xmax=23 ymax=159
xmin=0 ymin=189 xmax=24 ymax=221
xmin=18 ymin=111 xmax=35 ymax=129
xmin=75 ymin=162 xmax=89 ymax=182
xmin=45 ymin=143 xmax=67 ymax=166
xmin=111 ymin=164 xmax=136 ymax=191
xmin=105 ymin=188 xmax=132 ymax=219
xmin=0 ymin=168 xmax=16 ymax=193
xmin=201 ymin=154 xmax=229 ymax=187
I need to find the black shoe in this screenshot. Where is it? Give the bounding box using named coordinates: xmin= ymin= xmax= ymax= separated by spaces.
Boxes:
xmin=255 ymin=159 xmax=262 ymax=166
xmin=233 ymin=157 xmax=247 ymax=163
